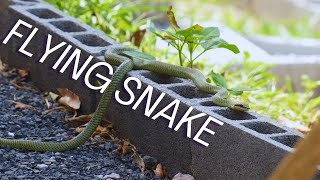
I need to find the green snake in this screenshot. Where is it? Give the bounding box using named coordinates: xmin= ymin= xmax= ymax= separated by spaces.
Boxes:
xmin=0 ymin=47 xmax=249 ymax=152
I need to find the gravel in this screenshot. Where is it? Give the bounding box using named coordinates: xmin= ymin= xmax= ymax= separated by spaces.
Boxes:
xmin=0 ymin=68 xmax=158 ymax=179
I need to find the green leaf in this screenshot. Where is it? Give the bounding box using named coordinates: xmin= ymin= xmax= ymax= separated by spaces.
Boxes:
xmin=200 ymin=38 xmax=224 ymax=50
xmin=228 ymin=87 xmax=256 ymax=96
xmin=219 ymin=42 xmax=240 ymax=54
xmin=164 ymin=30 xmax=179 ymax=40
xmin=211 ymin=72 xmax=227 ymax=88
xmin=148 ymin=27 xmax=164 ymax=39
xmin=198 ymin=27 xmax=220 ymax=38
xmin=307 ymin=96 xmax=320 ymax=110
xmin=176 ymin=24 xmax=204 ymax=37
xmin=96 ymin=80 xmax=103 ymax=86
xmin=244 ymin=51 xmax=251 ymax=60
xmin=229 ymin=89 xmax=244 ymax=96
xmin=122 ymin=50 xmax=156 ymax=61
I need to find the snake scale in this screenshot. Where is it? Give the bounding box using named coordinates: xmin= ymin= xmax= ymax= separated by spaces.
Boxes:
xmin=0 ymin=47 xmax=249 ymax=152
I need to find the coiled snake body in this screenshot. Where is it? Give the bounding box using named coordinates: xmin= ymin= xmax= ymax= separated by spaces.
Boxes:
xmin=0 ymin=47 xmax=249 ymax=152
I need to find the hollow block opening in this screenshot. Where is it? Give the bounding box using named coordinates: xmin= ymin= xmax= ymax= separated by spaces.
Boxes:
xmin=28 ymin=8 xmax=62 ymax=19
xmin=242 ymin=121 xmax=286 ymax=134
xmin=50 ymin=21 xmax=86 ymax=32
xmin=73 ymin=34 xmax=110 ymax=47
xmin=213 ymin=109 xmax=256 ymax=120
xmin=271 ymin=135 xmax=301 ymax=148
xmin=141 ymin=71 xmax=183 ymax=84
xmin=168 ymin=85 xmax=211 ymax=99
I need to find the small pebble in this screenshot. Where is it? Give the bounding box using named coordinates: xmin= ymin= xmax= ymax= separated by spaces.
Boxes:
xmin=102 ymin=173 xmax=120 ymax=179
xmin=36 ymin=164 xmax=48 ymax=169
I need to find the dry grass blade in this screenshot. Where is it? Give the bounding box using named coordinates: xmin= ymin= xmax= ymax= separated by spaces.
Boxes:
xmin=7 ymin=100 xmax=34 ymax=110
xmin=9 ymin=79 xmax=37 ymax=92
xmin=44 ymin=97 xmax=51 ymax=109
xmin=0 ymin=59 xmax=4 ymax=73
xmin=42 ymin=106 xmax=67 ymax=116
xmin=132 ymin=151 xmax=145 ymax=172
xmin=57 ymin=88 xmax=81 ymax=110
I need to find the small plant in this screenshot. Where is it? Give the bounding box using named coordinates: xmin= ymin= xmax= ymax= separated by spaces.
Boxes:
xmin=150 ymin=6 xmax=239 ymax=68
xmin=45 ymin=0 xmax=165 ymax=43
xmin=207 ymin=70 xmax=255 ymax=96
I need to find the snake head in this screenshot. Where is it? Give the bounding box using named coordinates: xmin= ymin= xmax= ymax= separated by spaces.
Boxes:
xmin=232 ymin=102 xmax=250 ymax=111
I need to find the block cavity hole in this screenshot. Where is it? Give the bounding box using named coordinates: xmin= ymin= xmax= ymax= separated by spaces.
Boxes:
xmin=50 ymin=21 xmax=86 ymax=32
xmin=242 ymin=122 xmax=286 ymax=134
xmin=168 ymin=85 xmax=211 ymax=99
xmin=73 ymin=34 xmax=110 ymax=47
xmin=271 ymin=135 xmax=301 ymax=148
xmin=213 ymin=109 xmax=256 ymax=120
xmin=28 ymin=8 xmax=62 ymax=19
xmin=13 ymin=0 xmax=38 ymax=5
xmin=141 ymin=71 xmax=183 ymax=84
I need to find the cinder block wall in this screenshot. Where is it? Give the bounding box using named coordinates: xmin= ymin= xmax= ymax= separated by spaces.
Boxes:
xmin=0 ymin=0 xmax=304 ymax=179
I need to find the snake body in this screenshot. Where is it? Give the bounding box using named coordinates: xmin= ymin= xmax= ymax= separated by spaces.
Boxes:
xmin=106 ymin=47 xmax=249 ymax=111
xmin=0 ymin=47 xmax=248 ymax=152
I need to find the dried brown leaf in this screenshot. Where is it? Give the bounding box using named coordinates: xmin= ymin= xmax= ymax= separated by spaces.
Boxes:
xmin=130 ymin=29 xmax=146 ymax=47
xmin=7 ymin=100 xmax=33 ymax=110
xmin=75 ymin=125 xmax=86 ymax=133
xmin=173 ymin=173 xmax=195 ymax=180
xmin=57 ymin=88 xmax=81 ymax=110
xmin=7 ymin=69 xmax=15 ymax=75
xmin=64 ymin=114 xmax=93 ymax=128
xmin=167 ymin=5 xmax=180 ymax=31
xmin=17 ymin=69 xmax=29 ymax=78
xmin=154 ymin=163 xmax=169 ymax=178
xmin=117 ymin=140 xmax=132 ymax=155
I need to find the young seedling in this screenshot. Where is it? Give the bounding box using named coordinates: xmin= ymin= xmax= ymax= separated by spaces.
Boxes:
xmin=150 ymin=6 xmax=240 ymax=68
xmin=208 ymin=71 xmax=255 ymax=96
